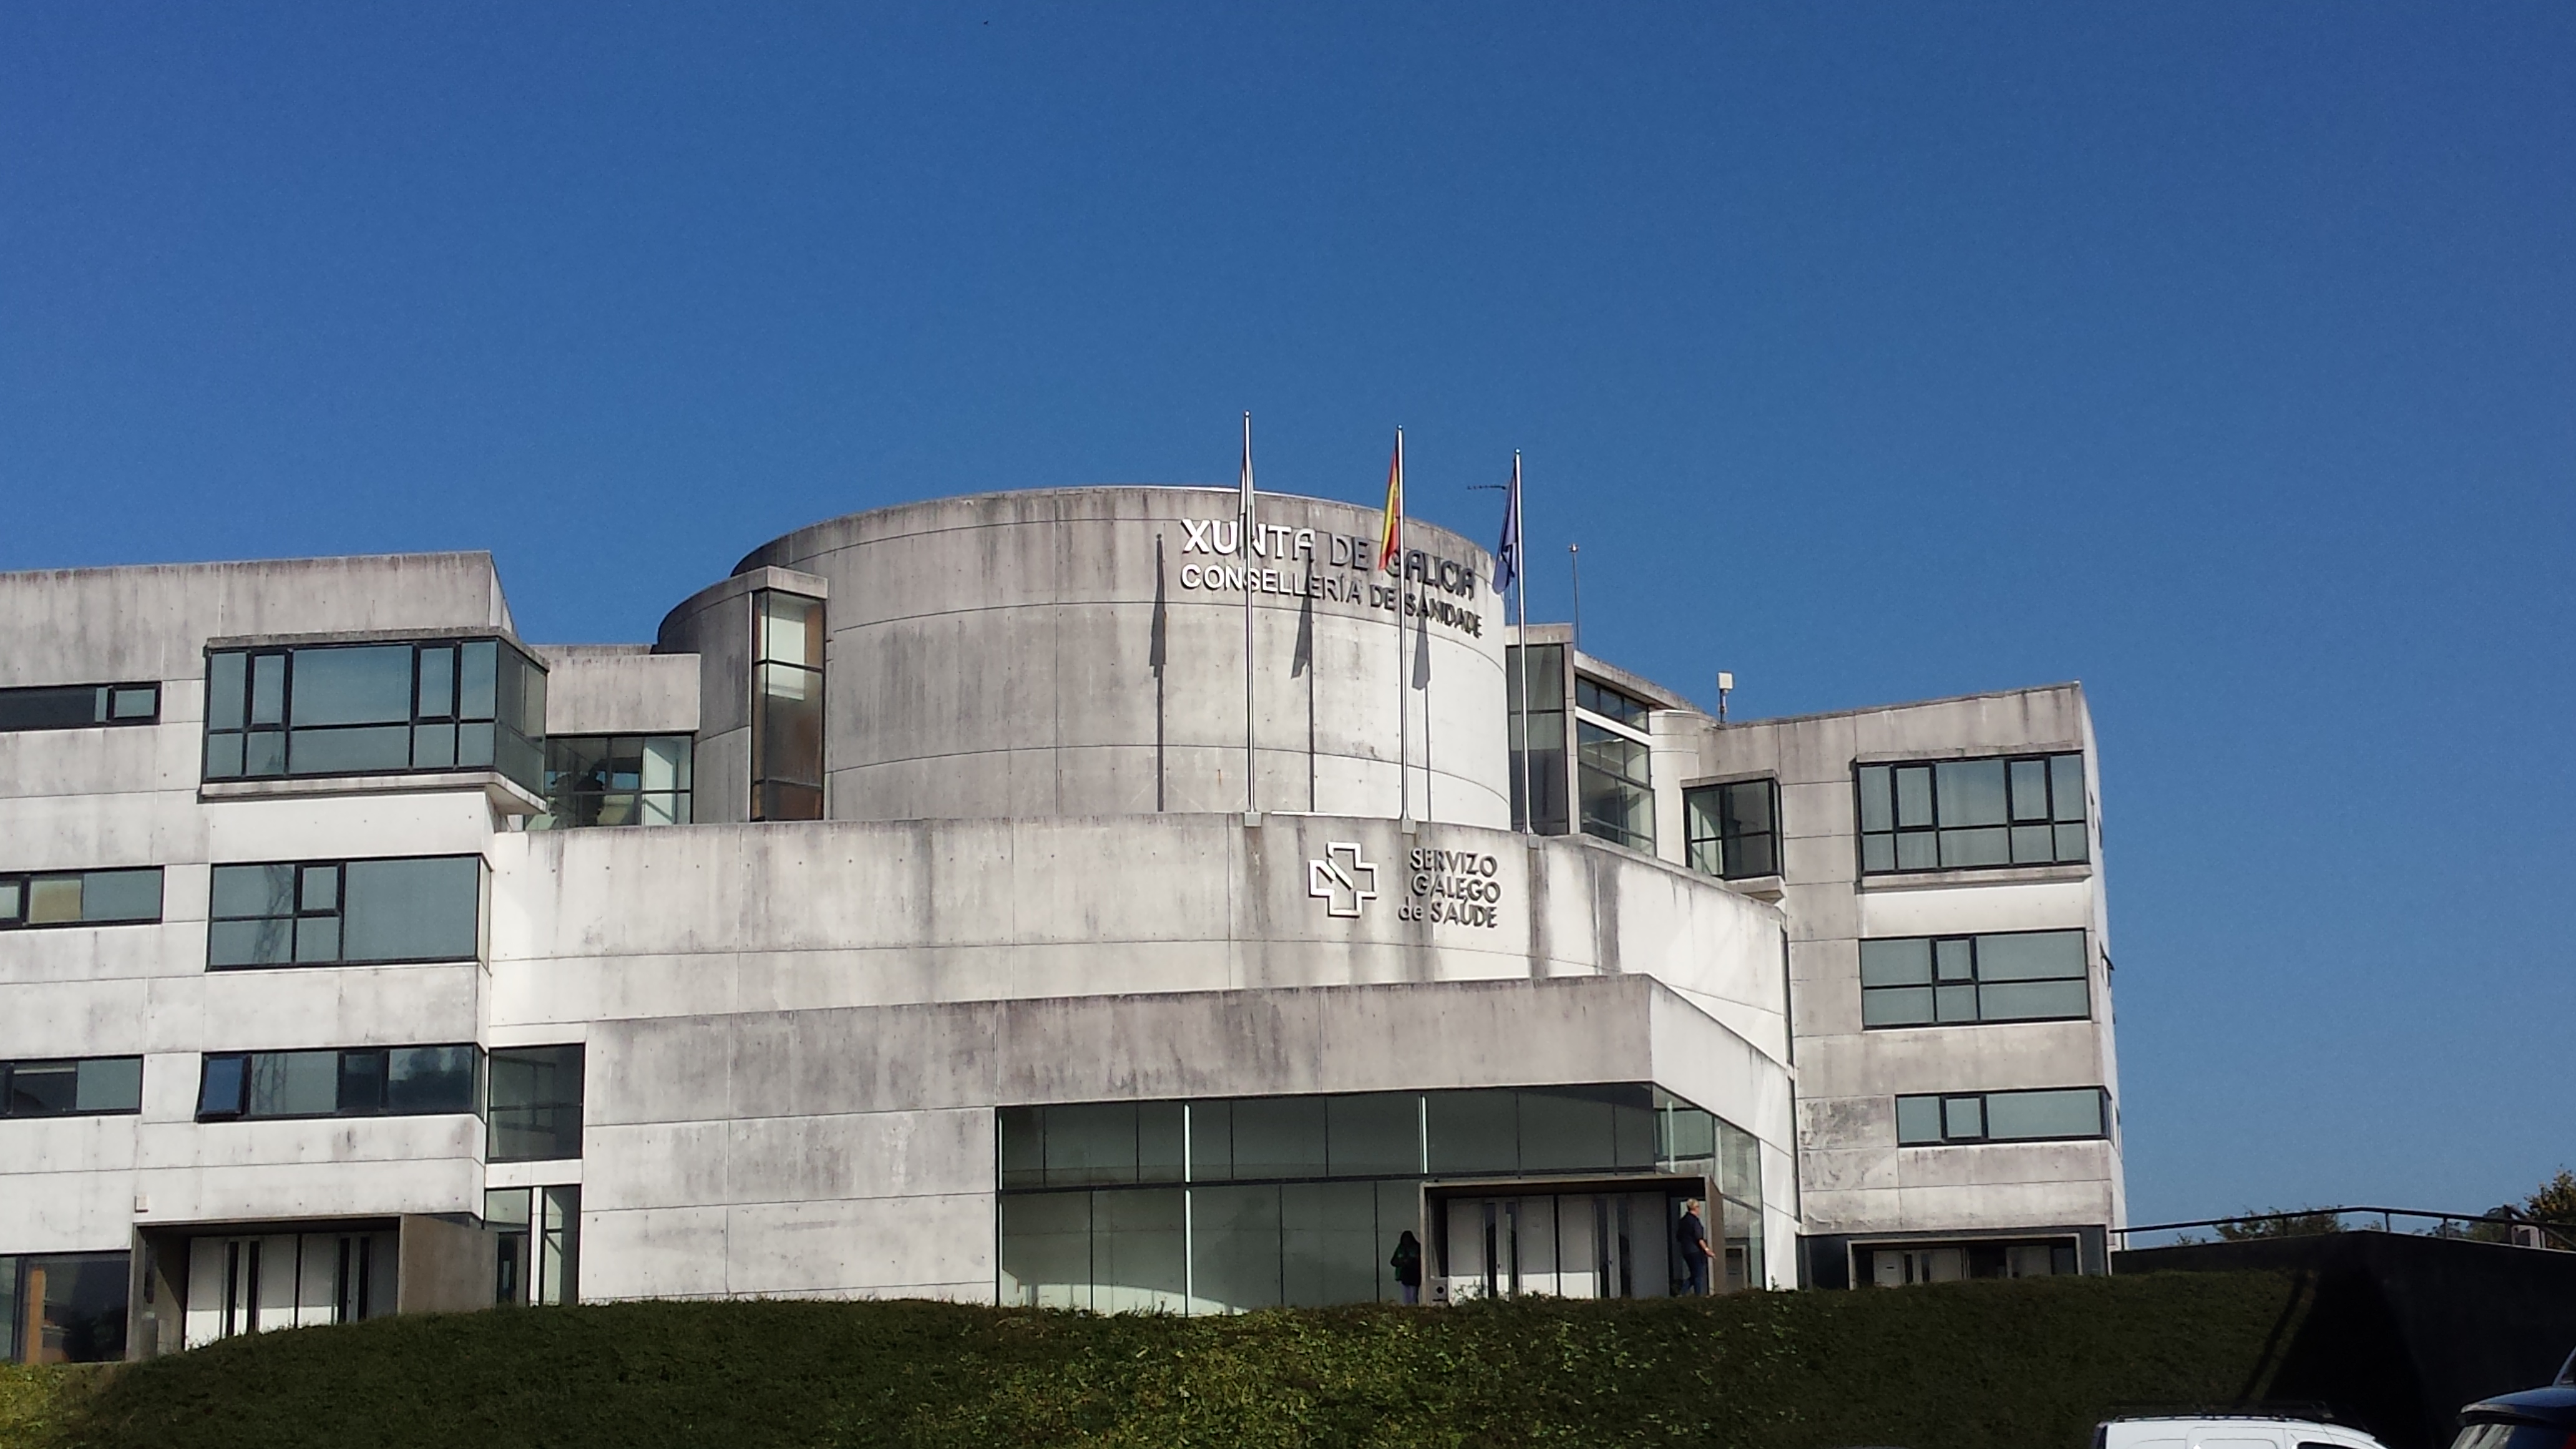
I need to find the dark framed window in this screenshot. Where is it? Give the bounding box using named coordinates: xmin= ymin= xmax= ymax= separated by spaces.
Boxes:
xmin=1576 ymin=720 xmax=1653 ymax=852
xmin=0 ymin=683 xmax=159 ymax=733
xmin=530 ymin=735 xmax=693 ymax=829
xmin=1685 ymin=779 xmax=1778 ymax=879
xmin=1895 ymin=1087 xmax=2106 ymax=1146
xmin=202 ymin=639 xmax=547 ymax=795
xmin=195 ymin=1045 xmax=478 ymax=1121
xmin=207 ymin=856 xmax=481 ymax=969
xmin=1574 ymin=676 xmax=1653 ymax=728
xmin=1856 ymin=752 xmax=2087 ymax=875
xmin=2 ymin=1250 xmax=130 ymax=1364
xmin=750 ymin=591 xmax=825 ymax=821
xmin=0 ymin=868 xmax=162 ymax=929
xmin=1505 ymin=644 xmax=1568 ymax=835
xmin=2 ymin=1058 xmax=144 ymax=1117
xmin=487 ymin=1045 xmax=584 ymax=1161
xmin=1861 ymin=929 xmax=2089 ymax=1027
xmin=486 ymin=1185 xmax=581 ymax=1306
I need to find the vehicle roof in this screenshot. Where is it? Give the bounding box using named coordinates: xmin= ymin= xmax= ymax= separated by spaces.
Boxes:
xmin=2462 ymin=1385 xmax=2576 ymax=1425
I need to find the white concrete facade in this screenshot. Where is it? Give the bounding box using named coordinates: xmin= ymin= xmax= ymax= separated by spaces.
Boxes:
xmin=0 ymin=485 xmax=2120 ymax=1361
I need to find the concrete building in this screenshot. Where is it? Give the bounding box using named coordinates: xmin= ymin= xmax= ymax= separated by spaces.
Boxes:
xmin=0 ymin=485 xmax=2120 ymax=1362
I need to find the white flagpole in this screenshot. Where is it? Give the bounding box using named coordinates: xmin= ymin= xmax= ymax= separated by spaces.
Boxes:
xmin=1395 ymin=429 xmax=1409 ymax=824
xmin=1513 ymin=452 xmax=1531 ymax=832
xmin=1240 ymin=412 xmax=1256 ymax=816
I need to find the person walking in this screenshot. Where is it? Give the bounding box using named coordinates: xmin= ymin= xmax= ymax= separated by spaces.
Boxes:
xmin=1675 ymin=1199 xmax=1711 ymax=1297
xmin=1390 ymin=1229 xmax=1424 ymax=1305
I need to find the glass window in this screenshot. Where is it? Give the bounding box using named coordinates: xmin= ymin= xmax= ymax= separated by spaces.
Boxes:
xmin=208 ymin=856 xmax=480 ymax=969
xmin=1427 ymin=1089 xmax=1519 ymax=1176
xmin=750 ymin=591 xmax=826 ymax=821
xmin=1861 ymin=930 xmax=2088 ymax=1028
xmin=1045 ymin=1101 xmax=1143 ymax=1186
xmin=1896 ymin=1088 xmax=2107 ymax=1145
xmin=1984 ymin=1088 xmax=2106 ymax=1141
xmin=202 ymin=640 xmax=546 ymax=795
xmin=1685 ymin=778 xmax=1779 ymax=879
xmin=488 ymin=1045 xmax=583 ymax=1163
xmin=530 ymin=734 xmax=695 ymax=829
xmin=0 ymin=868 xmax=163 ymax=929
xmin=0 ymin=683 xmax=159 ymax=733
xmin=1574 ymin=675 xmax=1654 ymax=727
xmin=1576 ymin=721 xmax=1653 ymax=853
xmin=1325 ymin=1093 xmax=1420 ymax=1178
xmin=2 ymin=1251 xmax=130 ymax=1364
xmin=1505 ymin=644 xmax=1569 ymax=835
xmin=198 ymin=1045 xmax=481 ymax=1121
xmin=1856 ymin=752 xmax=2088 ymax=875
xmin=1229 ymin=1096 xmax=1327 ymax=1180
xmin=997 ymin=1085 xmax=1750 ymax=1314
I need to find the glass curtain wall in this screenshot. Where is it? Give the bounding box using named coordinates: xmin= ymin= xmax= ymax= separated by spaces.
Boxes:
xmin=203 ymin=639 xmax=547 ymax=796
xmin=997 ymin=1085 xmax=1762 ymax=1313
xmin=529 ymin=735 xmax=693 ymax=828
xmin=1503 ymin=645 xmax=1569 ymax=834
xmin=750 ymin=592 xmax=825 ymax=821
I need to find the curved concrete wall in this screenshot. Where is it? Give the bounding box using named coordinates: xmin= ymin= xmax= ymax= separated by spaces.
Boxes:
xmin=709 ymin=487 xmax=1508 ymax=827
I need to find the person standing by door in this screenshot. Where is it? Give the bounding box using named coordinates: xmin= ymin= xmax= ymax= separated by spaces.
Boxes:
xmin=1675 ymin=1200 xmax=1711 ymax=1296
xmin=1390 ymin=1230 xmax=1424 ymax=1305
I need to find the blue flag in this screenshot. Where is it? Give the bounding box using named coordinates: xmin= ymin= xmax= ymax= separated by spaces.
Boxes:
xmin=1493 ymin=453 xmax=1523 ymax=594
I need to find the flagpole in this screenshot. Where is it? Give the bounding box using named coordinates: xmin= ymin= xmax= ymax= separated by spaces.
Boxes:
xmin=1513 ymin=452 xmax=1531 ymax=833
xmin=1395 ymin=429 xmax=1410 ymax=824
xmin=1240 ymin=412 xmax=1256 ymax=816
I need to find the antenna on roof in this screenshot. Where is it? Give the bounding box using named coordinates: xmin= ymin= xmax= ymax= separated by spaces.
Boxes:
xmin=1717 ymin=671 xmax=1734 ymax=724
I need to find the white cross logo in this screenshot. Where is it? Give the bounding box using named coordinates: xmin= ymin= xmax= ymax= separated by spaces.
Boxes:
xmin=1307 ymin=842 xmax=1379 ymax=918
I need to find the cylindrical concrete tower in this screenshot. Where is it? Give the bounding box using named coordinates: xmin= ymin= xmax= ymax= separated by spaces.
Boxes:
xmin=661 ymin=487 xmax=1508 ymax=827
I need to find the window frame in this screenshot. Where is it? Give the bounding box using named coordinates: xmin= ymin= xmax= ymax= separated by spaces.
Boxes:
xmin=205 ymin=854 xmax=484 ymax=971
xmin=1 ymin=1057 xmax=145 ymax=1119
xmin=529 ymin=734 xmax=695 ymax=830
xmin=194 ymin=1045 xmax=482 ymax=1123
xmin=485 ymin=1043 xmax=585 ymax=1163
xmin=0 ymin=683 xmax=162 ymax=733
xmin=749 ymin=590 xmax=827 ymax=822
xmin=200 ymin=638 xmax=546 ymax=791
xmin=0 ymin=868 xmax=165 ymax=930
xmin=1859 ymin=929 xmax=2091 ymax=1029
xmin=1684 ymin=778 xmax=1780 ymax=881
xmin=1893 ymin=1087 xmax=2109 ymax=1146
xmin=1854 ymin=751 xmax=2089 ymax=877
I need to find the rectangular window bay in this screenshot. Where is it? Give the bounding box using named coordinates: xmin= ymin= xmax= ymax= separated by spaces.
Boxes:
xmin=1895 ymin=1087 xmax=2108 ymax=1146
xmin=530 ymin=734 xmax=693 ymax=829
xmin=1860 ymin=929 xmax=2089 ymax=1027
xmin=1684 ymin=778 xmax=1779 ymax=881
xmin=750 ymin=591 xmax=826 ymax=821
xmin=0 ymin=868 xmax=162 ymax=929
xmin=207 ymin=855 xmax=481 ymax=968
xmin=2 ymin=1057 xmax=144 ymax=1118
xmin=197 ymin=1045 xmax=478 ymax=1121
xmin=1856 ymin=751 xmax=2087 ymax=876
xmin=202 ymin=639 xmax=546 ymax=794
xmin=0 ymin=683 xmax=160 ymax=733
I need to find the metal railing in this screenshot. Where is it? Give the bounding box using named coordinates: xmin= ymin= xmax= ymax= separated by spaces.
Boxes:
xmin=2114 ymin=1205 xmax=2576 ymax=1253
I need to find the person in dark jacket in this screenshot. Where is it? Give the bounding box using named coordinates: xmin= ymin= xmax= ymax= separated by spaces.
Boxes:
xmin=1390 ymin=1230 xmax=1424 ymax=1305
xmin=1675 ymin=1199 xmax=1711 ymax=1296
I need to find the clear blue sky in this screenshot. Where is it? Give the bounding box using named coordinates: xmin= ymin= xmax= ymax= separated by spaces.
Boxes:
xmin=5 ymin=3 xmax=2569 ymax=1225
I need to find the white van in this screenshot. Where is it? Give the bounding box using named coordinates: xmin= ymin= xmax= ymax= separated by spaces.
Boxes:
xmin=2094 ymin=1417 xmax=2392 ymax=1449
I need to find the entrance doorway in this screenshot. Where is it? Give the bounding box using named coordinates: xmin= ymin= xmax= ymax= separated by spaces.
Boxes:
xmin=183 ymin=1231 xmax=395 ymax=1347
xmin=1430 ymin=1177 xmax=1704 ymax=1300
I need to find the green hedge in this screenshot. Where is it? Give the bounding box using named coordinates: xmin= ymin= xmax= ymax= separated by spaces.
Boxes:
xmin=4 ymin=1272 xmax=2303 ymax=1449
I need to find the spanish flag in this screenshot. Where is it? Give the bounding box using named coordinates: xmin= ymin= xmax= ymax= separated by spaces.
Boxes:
xmin=1377 ymin=429 xmax=1405 ymax=573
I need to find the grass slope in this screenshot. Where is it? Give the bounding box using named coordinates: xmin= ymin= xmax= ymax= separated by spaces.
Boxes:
xmin=6 ymin=1272 xmax=2301 ymax=1449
